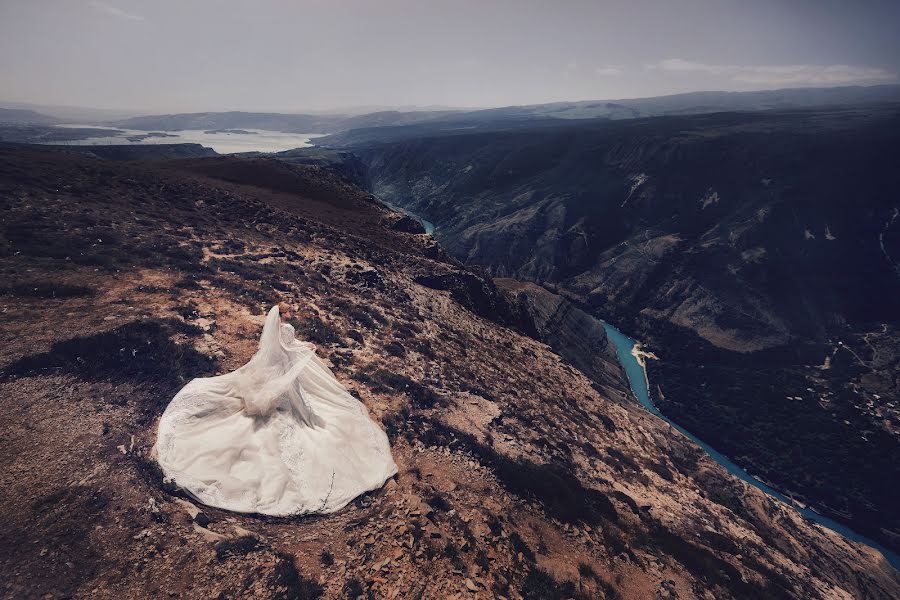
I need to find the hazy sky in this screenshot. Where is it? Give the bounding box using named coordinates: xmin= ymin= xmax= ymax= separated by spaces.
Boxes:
xmin=1 ymin=0 xmax=899 ymax=113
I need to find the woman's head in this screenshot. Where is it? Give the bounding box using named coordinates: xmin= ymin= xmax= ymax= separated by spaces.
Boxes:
xmin=278 ymin=301 xmax=294 ymax=321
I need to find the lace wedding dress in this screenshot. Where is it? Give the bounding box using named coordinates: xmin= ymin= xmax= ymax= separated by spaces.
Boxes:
xmin=154 ymin=305 xmax=398 ymax=515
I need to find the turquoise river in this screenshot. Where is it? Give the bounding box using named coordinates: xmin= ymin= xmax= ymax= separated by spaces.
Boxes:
xmin=384 ymin=200 xmax=897 ymax=570
xmin=601 ymin=322 xmax=899 ymax=570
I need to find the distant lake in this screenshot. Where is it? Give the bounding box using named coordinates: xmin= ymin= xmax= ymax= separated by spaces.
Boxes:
xmin=52 ymin=124 xmax=325 ymax=154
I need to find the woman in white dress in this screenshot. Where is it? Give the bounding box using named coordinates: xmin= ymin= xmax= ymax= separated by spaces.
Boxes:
xmin=154 ymin=302 xmax=398 ymax=516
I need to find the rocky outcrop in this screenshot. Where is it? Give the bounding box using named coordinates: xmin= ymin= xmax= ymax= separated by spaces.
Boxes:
xmin=413 ymin=269 xmax=536 ymax=334
xmin=496 ymin=279 xmax=628 ymax=399
xmin=383 ymin=212 xmax=426 ymax=234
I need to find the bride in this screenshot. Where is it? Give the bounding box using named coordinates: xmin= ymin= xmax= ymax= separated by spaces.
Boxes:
xmin=154 ymin=302 xmax=398 ymax=516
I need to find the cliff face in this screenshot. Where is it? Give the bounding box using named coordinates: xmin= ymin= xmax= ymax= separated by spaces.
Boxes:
xmin=346 ymin=107 xmax=900 ymax=348
xmin=1 ymin=146 xmax=898 ymax=599
xmin=332 ymin=105 xmax=900 ymax=554
xmin=496 ymin=279 xmax=628 ymax=401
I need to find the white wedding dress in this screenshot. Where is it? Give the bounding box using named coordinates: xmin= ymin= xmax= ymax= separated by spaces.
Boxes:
xmin=154 ymin=305 xmax=398 ymax=516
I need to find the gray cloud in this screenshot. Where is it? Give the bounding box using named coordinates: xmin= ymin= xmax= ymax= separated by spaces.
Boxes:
xmin=650 ymin=58 xmax=897 ymax=86
xmin=88 ymin=1 xmax=143 ymax=22
xmin=595 ymin=65 xmax=626 ymax=76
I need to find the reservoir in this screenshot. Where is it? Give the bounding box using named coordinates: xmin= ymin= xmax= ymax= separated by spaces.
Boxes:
xmin=49 ymin=124 xmax=325 ymax=154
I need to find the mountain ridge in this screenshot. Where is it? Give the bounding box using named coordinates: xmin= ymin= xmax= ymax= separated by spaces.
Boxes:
xmin=5 ymin=83 xmax=892 ymax=132
xmin=0 ymin=108 xmax=58 ymax=126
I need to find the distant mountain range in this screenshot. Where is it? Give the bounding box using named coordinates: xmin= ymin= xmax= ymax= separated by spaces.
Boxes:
xmin=0 ymin=102 xmax=141 ymax=123
xmin=0 ymin=108 xmax=58 ymax=126
xmin=317 ymin=84 xmax=900 ymax=146
xmin=4 ymin=83 xmax=900 ymax=134
xmin=475 ymin=83 xmax=900 ymax=120
xmin=109 ymin=109 xmax=462 ymax=134
xmin=103 ymin=84 xmax=900 ymax=134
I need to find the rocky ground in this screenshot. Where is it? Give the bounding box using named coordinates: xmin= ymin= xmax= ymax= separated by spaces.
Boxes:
xmin=1 ymin=145 xmax=898 ymax=599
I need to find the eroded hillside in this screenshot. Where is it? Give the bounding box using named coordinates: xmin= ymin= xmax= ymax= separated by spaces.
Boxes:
xmin=324 ymin=105 xmax=900 ymax=553
xmin=1 ymin=146 xmax=898 ymax=599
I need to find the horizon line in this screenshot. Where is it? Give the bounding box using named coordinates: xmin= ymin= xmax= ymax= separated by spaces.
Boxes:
xmin=2 ymin=81 xmax=899 ymax=119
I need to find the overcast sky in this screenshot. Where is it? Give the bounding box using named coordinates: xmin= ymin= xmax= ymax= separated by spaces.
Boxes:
xmin=1 ymin=0 xmax=899 ymax=113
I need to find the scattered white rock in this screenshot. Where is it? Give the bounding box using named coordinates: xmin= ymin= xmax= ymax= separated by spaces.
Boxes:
xmin=193 ymin=522 xmax=225 ymax=543
xmin=700 ymin=189 xmax=720 ymax=209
